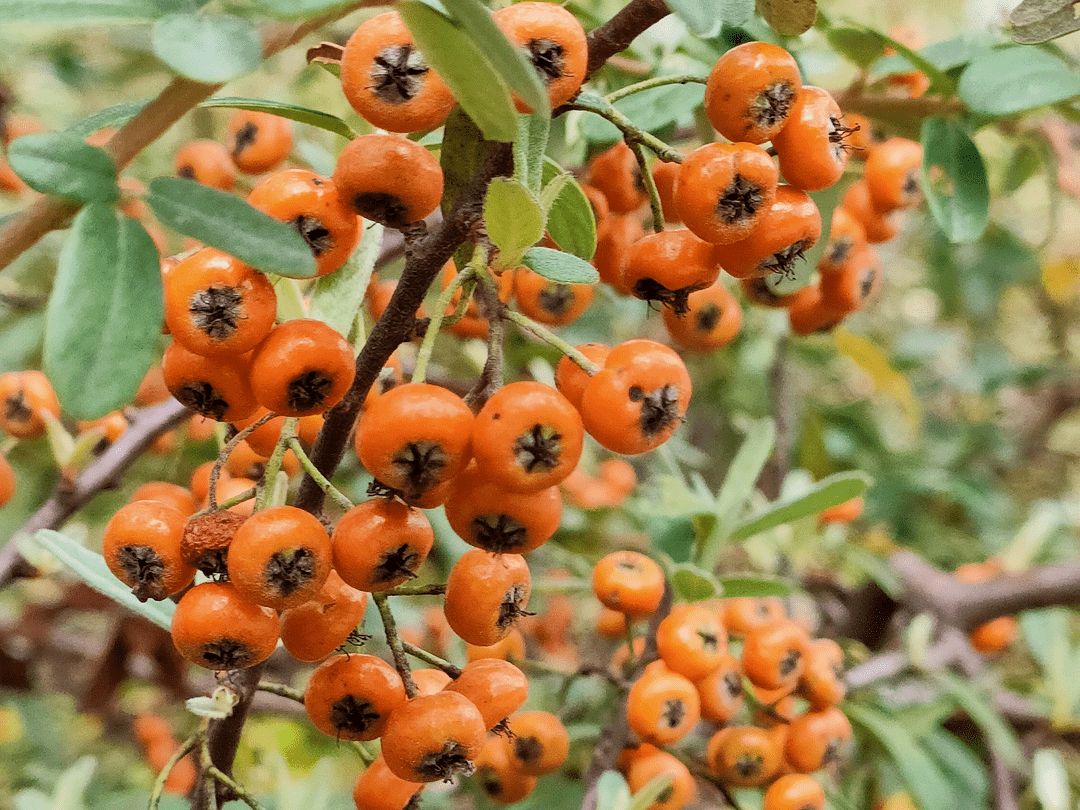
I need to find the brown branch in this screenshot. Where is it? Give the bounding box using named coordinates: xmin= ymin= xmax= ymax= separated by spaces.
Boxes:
xmin=293 ymin=143 xmax=513 ymax=514
xmin=832 ymin=90 xmax=966 ymax=120
xmin=0 ymin=3 xmax=371 ymax=273
xmin=585 ymin=0 xmax=671 ymax=77
xmin=889 ymin=550 xmax=1080 ymax=632
xmin=0 ymin=398 xmax=189 ymax=588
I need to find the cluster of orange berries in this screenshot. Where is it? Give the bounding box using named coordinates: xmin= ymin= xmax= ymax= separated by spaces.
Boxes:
xmin=582 ymin=41 xmax=926 ymax=346
xmin=592 ymin=551 xmax=850 ymax=810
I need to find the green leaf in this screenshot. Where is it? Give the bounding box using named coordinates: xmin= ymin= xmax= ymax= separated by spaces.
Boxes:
xmin=7 ymin=133 xmax=119 ymax=204
xmin=29 ymin=530 xmax=176 ymax=631
xmin=626 ymin=775 xmax=675 ymax=810
xmin=826 ymin=27 xmax=887 ymax=68
xmin=713 ymin=418 xmax=776 ymax=522
xmin=729 ymin=470 xmax=872 ymax=541
xmin=152 ymin=12 xmax=263 ymax=84
xmin=541 ymin=158 xmax=597 ymax=260
xmin=719 ymin=0 xmax=755 ymax=26
xmin=1011 ymin=0 xmax=1080 ymax=44
xmin=1033 ymin=748 xmax=1071 ymax=810
xmin=43 ymin=206 xmax=162 ymax=420
xmin=309 ymin=222 xmax=383 ymax=338
xmin=399 ymin=1 xmax=518 ymax=142
xmin=441 ymin=0 xmax=549 ymax=116
xmin=200 ymin=97 xmax=355 ymax=140
xmin=521 ymin=246 xmax=599 ymax=284
xmin=147 ymin=177 xmax=318 ymax=278
xmin=920 ymin=117 xmax=989 ymax=244
xmin=540 ymin=172 xmax=572 ymax=214
xmin=846 ymin=704 xmax=956 ymax=810
xmin=930 ymin=671 xmax=1026 ymax=769
xmin=65 ymin=100 xmax=149 ymax=138
xmin=485 ymin=178 xmax=545 ymax=269
xmin=516 ymin=113 xmax=550 ymax=195
xmin=755 ymin=0 xmax=818 ymax=36
xmin=666 ymin=0 xmax=725 ymax=37
xmin=595 ymin=771 xmax=632 ymax=810
xmin=252 ymin=0 xmax=357 ymax=18
xmin=958 ymin=47 xmax=1080 ymax=117
xmin=0 ymin=0 xmax=162 ymax=24
xmin=669 ymin=562 xmax=721 ymax=602
xmin=716 ymin=575 xmax=792 ymax=598
xmin=921 ymin=731 xmax=990 ymax=810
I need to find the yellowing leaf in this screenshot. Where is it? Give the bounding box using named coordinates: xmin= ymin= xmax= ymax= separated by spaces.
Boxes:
xmin=1042 ymin=258 xmax=1080 ymax=303
xmin=833 ymin=327 xmax=922 ymax=434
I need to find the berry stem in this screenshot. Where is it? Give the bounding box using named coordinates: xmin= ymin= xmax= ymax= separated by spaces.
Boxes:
xmin=605 ymin=74 xmax=706 ymax=103
xmin=502 ymin=309 xmax=601 ymax=374
xmin=286 ymin=437 xmax=353 ymax=512
xmin=401 ymin=640 xmax=463 ymax=678
xmin=254 ymin=417 xmax=297 ymax=512
xmin=256 ymin=680 xmax=305 ymax=703
xmin=208 ymin=411 xmax=276 ymax=511
xmin=149 ymin=732 xmax=200 ymax=810
xmin=627 ymin=139 xmax=665 ymax=233
xmin=205 ymin=766 xmax=268 ymax=810
xmin=561 ymin=96 xmax=683 ymax=164
xmin=413 ymin=264 xmax=477 ymax=384
xmin=623 ymin=619 xmax=638 ymax=670
xmin=372 ymin=592 xmax=419 ymax=698
xmin=465 ymin=269 xmax=506 ymax=411
xmin=382 ymin=582 xmax=448 ymax=596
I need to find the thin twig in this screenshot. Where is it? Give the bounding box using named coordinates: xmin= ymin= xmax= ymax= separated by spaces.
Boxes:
xmin=401 ymin=640 xmax=462 ymax=678
xmin=256 ymin=681 xmax=305 ymax=703
xmin=372 ymin=593 xmax=419 ymax=698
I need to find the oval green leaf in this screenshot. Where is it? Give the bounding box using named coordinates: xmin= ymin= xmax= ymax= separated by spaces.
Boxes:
xmin=43 ymin=205 xmax=162 ymax=420
xmin=65 ymin=100 xmax=148 ymax=138
xmin=670 ymin=562 xmax=721 ymax=602
xmin=542 ymin=158 xmax=596 ymax=260
xmin=147 ymin=177 xmax=318 ymax=278
xmin=958 ymin=46 xmax=1080 ymax=117
xmin=717 ymin=575 xmax=792 ymax=598
xmin=486 ymin=177 xmax=544 ymax=269
xmin=7 ymin=133 xmax=119 ymax=203
xmin=755 ymin=0 xmax=817 ymax=36
xmin=31 ymin=530 xmax=175 ymax=631
xmin=521 ymin=246 xmax=598 ymax=285
xmin=441 ymin=0 xmax=549 ymax=116
xmin=200 ymin=97 xmax=355 ymax=140
xmin=152 ymin=12 xmax=262 ymax=84
xmin=399 ymin=1 xmax=518 ymax=142
xmin=666 ymin=0 xmax=725 ymax=37
xmin=920 ymin=117 xmax=989 ymax=244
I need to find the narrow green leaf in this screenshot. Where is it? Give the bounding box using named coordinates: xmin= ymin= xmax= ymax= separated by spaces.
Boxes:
xmin=44 ymin=206 xmax=162 ymax=420
xmin=921 ymin=117 xmax=989 ymax=244
xmin=712 ymin=417 xmax=776 ymax=522
xmin=1033 ymin=748 xmax=1070 ymax=810
xmin=930 ymin=671 xmax=1026 ymax=769
xmin=310 ymin=222 xmax=384 ymax=338
xmin=665 ymin=0 xmax=724 ymax=37
xmin=846 ymin=704 xmax=955 ymax=810
xmin=152 ymin=12 xmax=262 ymax=84
xmin=0 ymin=0 xmax=161 ymax=24
xmin=716 ymin=575 xmax=792 ymax=598
xmin=200 ymin=97 xmax=355 ymax=140
xmin=755 ymin=0 xmax=818 ymax=36
xmin=30 ymin=530 xmax=175 ymax=631
xmin=441 ymin=0 xmax=549 ymax=116
xmin=729 ymin=470 xmax=872 ymax=541
xmin=399 ymin=1 xmax=518 ymax=142
xmin=515 ymin=113 xmax=551 ymax=195
xmin=486 ymin=177 xmax=545 ymax=269
xmin=8 ymin=133 xmax=119 ymax=204
xmin=65 ymin=100 xmax=149 ymax=138
xmin=595 ymin=771 xmax=632 ymax=810
xmin=921 ymin=731 xmax=990 ymax=810
xmin=252 ymin=0 xmax=357 ymax=18
xmin=147 ymin=177 xmax=317 ymax=278
xmin=542 ymin=158 xmax=597 ymax=260
xmin=669 ymin=562 xmax=721 ymax=602
xmin=521 ymin=246 xmax=599 ymax=284
xmin=958 ymin=47 xmax=1080 ymax=117
xmin=626 ymin=775 xmax=674 ymax=810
